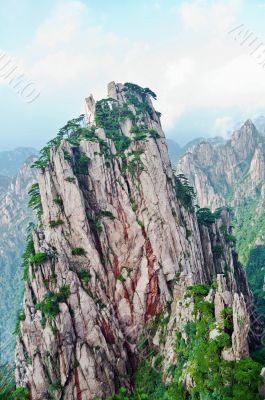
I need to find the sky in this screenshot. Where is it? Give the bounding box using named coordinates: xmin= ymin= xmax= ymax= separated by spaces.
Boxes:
xmin=1 ymin=0 xmax=265 ymax=150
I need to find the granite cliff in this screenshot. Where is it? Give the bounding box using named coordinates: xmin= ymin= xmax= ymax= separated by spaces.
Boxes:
xmin=177 ymin=121 xmax=265 ymax=316
xmin=177 ymin=120 xmax=265 ymax=212
xmin=15 ymin=83 xmax=263 ymax=400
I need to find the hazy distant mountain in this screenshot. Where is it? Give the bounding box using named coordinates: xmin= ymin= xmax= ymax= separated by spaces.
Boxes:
xmin=252 ymin=116 xmax=265 ymax=134
xmin=0 ymin=147 xmax=37 ymax=177
xmin=177 ymin=119 xmax=265 ymax=315
xmin=0 ymin=175 xmax=11 ymax=198
xmin=166 ymin=139 xmax=182 ymax=165
xmin=0 ymin=157 xmax=36 ymax=362
xmin=235 ymin=115 xmax=265 ymax=136
xmin=182 ymin=136 xmax=226 ymax=152
xmin=0 ymin=148 xmax=37 ymax=362
xmin=166 ymin=136 xmax=226 ymax=165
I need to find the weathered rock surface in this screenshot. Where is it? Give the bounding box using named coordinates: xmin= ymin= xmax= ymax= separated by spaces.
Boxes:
xmin=0 ymin=175 xmax=11 ymax=198
xmin=177 ymin=120 xmax=265 ymax=212
xmin=0 ymin=157 xmax=36 ymax=362
xmin=16 ymin=83 xmax=258 ymax=399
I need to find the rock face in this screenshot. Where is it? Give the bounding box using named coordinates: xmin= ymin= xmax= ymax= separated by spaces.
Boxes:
xmin=177 ymin=120 xmax=265 ymax=211
xmin=0 ymin=175 xmax=11 ymax=198
xmin=0 ymin=157 xmax=36 ymax=362
xmin=177 ymin=120 xmax=265 ymax=318
xmin=15 ymin=83 xmax=259 ymax=399
xmin=166 ymin=136 xmax=226 ymax=167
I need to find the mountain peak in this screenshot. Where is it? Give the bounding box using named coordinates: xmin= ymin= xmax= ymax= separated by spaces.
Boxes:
xmin=230 ymin=119 xmax=262 ymax=157
xmin=244 ymin=118 xmax=255 ymax=127
xmin=15 ymin=83 xmax=261 ymax=399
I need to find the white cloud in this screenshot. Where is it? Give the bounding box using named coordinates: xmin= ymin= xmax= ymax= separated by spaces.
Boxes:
xmin=164 ymin=58 xmax=195 ymax=87
xmin=15 ymin=0 xmax=265 ymax=136
xmin=33 ymin=1 xmax=86 ymax=49
xmin=178 ymin=2 xmax=206 ymax=31
xmin=213 ymin=116 xmax=234 ymax=138
xmin=174 ymin=0 xmax=241 ymax=33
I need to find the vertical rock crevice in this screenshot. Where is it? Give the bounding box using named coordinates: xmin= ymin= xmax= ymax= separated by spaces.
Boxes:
xmin=15 ymin=82 xmax=259 ymax=399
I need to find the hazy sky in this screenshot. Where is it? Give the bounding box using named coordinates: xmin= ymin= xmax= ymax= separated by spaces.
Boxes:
xmin=1 ymin=0 xmax=265 ymax=150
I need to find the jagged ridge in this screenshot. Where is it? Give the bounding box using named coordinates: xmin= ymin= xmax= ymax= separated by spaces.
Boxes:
xmin=15 ymin=83 xmax=262 ymax=400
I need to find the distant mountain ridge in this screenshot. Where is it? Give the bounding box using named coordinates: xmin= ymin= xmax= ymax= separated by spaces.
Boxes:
xmin=235 ymin=115 xmax=265 ymax=136
xmin=177 ymin=119 xmax=265 ymax=315
xmin=0 ymin=151 xmax=37 ymax=362
xmin=166 ymin=136 xmax=226 ymax=165
xmin=167 ymin=114 xmax=265 ymax=166
xmin=177 ymin=120 xmax=265 ymax=213
xmin=0 ymin=147 xmax=37 ymax=177
xmin=0 ymin=175 xmax=11 ymax=198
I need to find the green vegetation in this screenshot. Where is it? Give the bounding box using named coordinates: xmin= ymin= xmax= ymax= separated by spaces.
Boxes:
xmin=31 ymin=114 xmax=87 ymax=169
xmin=130 ymin=125 xmax=148 ymax=141
xmin=180 ymin=287 xmax=263 ymax=399
xmin=130 ymin=126 xmax=159 ymax=141
xmin=137 ymin=220 xmax=145 ymax=229
xmin=196 ymin=207 xmax=222 ymax=226
xmin=149 ymin=128 xmax=160 ymax=139
xmin=133 ymin=361 xmax=165 ymax=400
xmin=124 ymin=82 xmax=156 ymax=117
xmin=74 ymin=152 xmax=91 ymax=175
xmin=28 ymin=183 xmax=42 ymax=220
xmin=174 ymin=174 xmax=196 ymax=211
xmin=233 ymin=198 xmax=264 ymax=265
xmin=0 ymin=364 xmax=15 ymax=400
xmin=64 ymin=150 xmax=72 ymax=161
xmin=94 ymin=219 xmax=103 ymax=232
xmin=95 ymin=98 xmax=132 ymax=153
xmin=221 ymin=307 xmax=233 ymax=331
xmin=36 ymin=285 xmax=71 ymax=320
xmin=64 ymin=176 xmax=75 ymax=183
xmin=186 ymin=283 xmax=210 ymax=297
xmin=30 ymin=83 xmax=159 ymax=218
xmin=0 ymin=366 xmax=29 ymax=400
xmin=30 ymin=82 xmax=159 ymax=184
xmin=53 ymin=196 xmax=63 ymax=206
xmin=101 ymin=210 xmax=115 ymax=220
xmin=121 ymin=150 xmax=145 ymax=183
xmin=4 ymin=83 xmax=265 ymax=399
xmin=108 ymin=387 xmax=132 ymax=400
xmin=225 ymin=233 xmax=237 ymax=244
xmin=31 ymin=143 xmax=52 ymax=169
xmin=124 ymin=83 xmax=157 ymax=100
xmin=109 ymin=284 xmax=262 ymax=400
xmin=71 ymin=247 xmax=86 ymax=256
xmin=22 ymin=225 xmax=35 ymax=281
xmin=117 ymin=274 xmax=126 ymax=283
xmin=212 ymin=244 xmax=223 ymax=256
xmin=77 ymin=270 xmax=91 ymax=285
xmin=13 ymin=310 xmax=26 ymax=336
xmin=48 ymin=381 xmax=62 ymax=397
xmin=49 ymin=219 xmax=64 ymax=228
xmin=30 ymin=252 xmax=48 ymax=265
xmin=87 ymin=213 xmax=106 ymax=234
xmin=229 ymin=198 xmax=265 ymax=318
xmin=245 ymin=246 xmax=265 ymax=316
xmin=10 ymin=387 xmax=29 ymax=400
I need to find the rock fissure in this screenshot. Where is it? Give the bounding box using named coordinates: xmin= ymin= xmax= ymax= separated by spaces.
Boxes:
xmin=15 ymin=82 xmax=262 ymax=400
